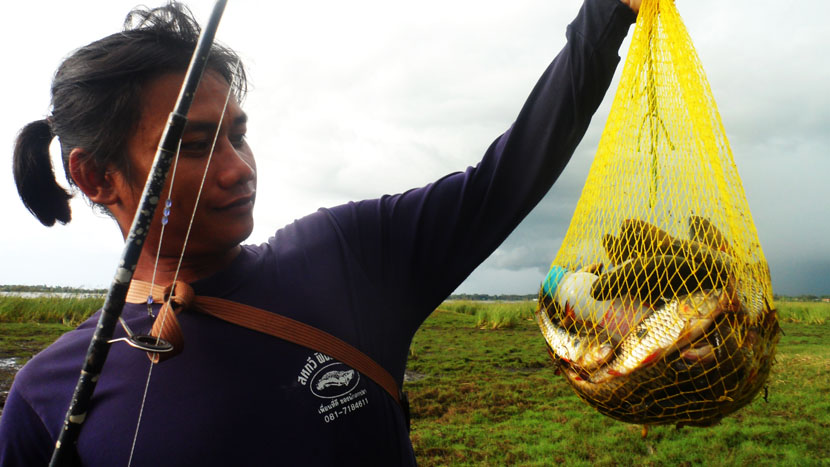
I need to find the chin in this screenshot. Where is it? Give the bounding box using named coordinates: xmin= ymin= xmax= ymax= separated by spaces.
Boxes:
xmin=191 ymin=220 xmax=255 ymax=256
xmin=236 ymin=221 xmax=255 ymax=245
xmin=230 ymin=216 xmax=255 ymax=244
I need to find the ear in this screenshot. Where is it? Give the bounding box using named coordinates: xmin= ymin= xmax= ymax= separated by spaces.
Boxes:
xmin=68 ymin=148 xmax=120 ymax=206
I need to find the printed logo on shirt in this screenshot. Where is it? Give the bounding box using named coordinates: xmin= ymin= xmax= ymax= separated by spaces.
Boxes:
xmin=310 ymin=363 xmax=359 ymax=399
xmin=296 ymin=352 xmax=370 ymax=424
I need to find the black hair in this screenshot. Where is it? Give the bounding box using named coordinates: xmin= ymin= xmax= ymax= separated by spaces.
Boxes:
xmin=13 ymin=2 xmax=246 ymax=226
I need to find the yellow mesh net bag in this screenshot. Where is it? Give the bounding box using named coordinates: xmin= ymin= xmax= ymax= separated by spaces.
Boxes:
xmin=536 ymin=0 xmax=780 ymax=427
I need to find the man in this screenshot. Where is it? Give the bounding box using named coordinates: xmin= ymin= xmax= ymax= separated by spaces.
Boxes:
xmin=2 ymin=0 xmax=639 ymax=464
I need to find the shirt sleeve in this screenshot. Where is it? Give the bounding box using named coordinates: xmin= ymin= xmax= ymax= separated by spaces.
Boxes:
xmin=0 ymin=388 xmax=54 ymax=467
xmin=327 ymin=0 xmax=635 ymax=332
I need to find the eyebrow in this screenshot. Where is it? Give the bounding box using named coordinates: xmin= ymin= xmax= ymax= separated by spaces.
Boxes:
xmin=184 ymin=112 xmax=248 ymax=134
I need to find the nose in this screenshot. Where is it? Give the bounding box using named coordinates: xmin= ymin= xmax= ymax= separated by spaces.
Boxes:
xmin=215 ymin=140 xmax=255 ymax=189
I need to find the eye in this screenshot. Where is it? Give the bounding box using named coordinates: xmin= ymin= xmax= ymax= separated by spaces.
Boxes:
xmin=229 ymin=133 xmax=247 ymax=149
xmin=180 ymin=140 xmax=211 ymax=155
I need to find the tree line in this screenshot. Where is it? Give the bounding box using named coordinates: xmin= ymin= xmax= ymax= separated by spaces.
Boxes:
xmin=0 ymin=284 xmax=107 ymax=294
xmin=1 ymin=286 xmax=825 ymax=302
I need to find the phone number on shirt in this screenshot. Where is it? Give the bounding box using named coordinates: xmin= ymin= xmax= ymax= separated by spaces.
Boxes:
xmin=323 ymin=398 xmax=369 ymax=423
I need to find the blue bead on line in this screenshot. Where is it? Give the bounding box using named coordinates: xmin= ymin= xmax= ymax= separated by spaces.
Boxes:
xmin=161 ymin=199 xmax=172 ymax=226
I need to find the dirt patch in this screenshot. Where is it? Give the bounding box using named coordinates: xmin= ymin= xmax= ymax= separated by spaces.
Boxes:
xmin=0 ymin=322 xmax=72 ymax=417
xmin=404 ymin=370 xmax=428 ymax=383
xmin=0 ymin=357 xmax=22 ymax=416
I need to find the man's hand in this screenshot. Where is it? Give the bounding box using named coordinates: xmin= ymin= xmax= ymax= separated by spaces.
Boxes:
xmin=620 ymin=0 xmax=641 ymax=14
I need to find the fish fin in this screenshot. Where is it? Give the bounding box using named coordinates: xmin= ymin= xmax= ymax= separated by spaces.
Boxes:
xmin=640 ymin=350 xmax=662 ymax=366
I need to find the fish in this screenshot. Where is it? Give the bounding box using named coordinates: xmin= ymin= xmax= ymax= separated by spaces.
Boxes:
xmin=539 ymin=287 xmax=722 ymax=386
xmin=577 ymin=262 xmax=604 ymax=275
xmin=540 ymin=265 xmax=653 ymax=344
xmin=559 ymin=288 xmax=779 ymax=427
xmin=736 ymin=276 xmax=768 ymax=321
xmin=604 ymin=218 xmax=733 ymax=266
xmin=620 ymin=219 xmax=675 ymax=254
xmin=680 ymin=344 xmax=715 ymax=364
xmin=603 ymin=234 xmax=627 ymax=266
xmin=596 ymin=296 xmax=654 ymax=343
xmin=588 ymin=291 xmax=721 ymax=383
xmin=536 ymin=303 xmax=613 ymax=372
xmin=689 ymin=216 xmax=736 ymax=258
xmin=542 ymin=218 xmax=779 ymax=428
xmin=602 ymin=219 xmax=675 ymax=265
xmin=591 ymin=254 xmax=731 ymax=304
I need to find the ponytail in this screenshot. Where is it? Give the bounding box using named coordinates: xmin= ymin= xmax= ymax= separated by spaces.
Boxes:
xmin=13 ymin=119 xmax=73 ymax=226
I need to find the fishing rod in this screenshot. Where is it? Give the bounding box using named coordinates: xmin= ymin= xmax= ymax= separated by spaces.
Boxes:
xmin=49 ymin=1 xmax=228 ymax=464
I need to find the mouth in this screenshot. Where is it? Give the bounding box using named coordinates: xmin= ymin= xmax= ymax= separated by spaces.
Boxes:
xmin=215 ymin=192 xmax=255 ymax=211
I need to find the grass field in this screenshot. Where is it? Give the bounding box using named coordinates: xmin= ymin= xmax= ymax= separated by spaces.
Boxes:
xmin=0 ymin=295 xmax=103 ymax=327
xmin=406 ymin=301 xmax=830 ymax=466
xmin=1 ymin=298 xmax=828 ymax=465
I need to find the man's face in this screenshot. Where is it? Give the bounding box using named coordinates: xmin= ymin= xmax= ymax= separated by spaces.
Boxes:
xmin=120 ymin=71 xmax=256 ymax=258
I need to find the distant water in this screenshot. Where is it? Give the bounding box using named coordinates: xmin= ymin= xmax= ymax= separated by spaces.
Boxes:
xmin=0 ymin=291 xmax=104 ymax=299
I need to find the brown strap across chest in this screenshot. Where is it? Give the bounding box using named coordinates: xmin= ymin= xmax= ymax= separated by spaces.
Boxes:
xmin=126 ymin=280 xmax=401 ymax=405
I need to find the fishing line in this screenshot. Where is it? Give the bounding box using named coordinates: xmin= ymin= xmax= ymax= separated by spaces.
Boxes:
xmin=146 ymin=138 xmax=185 ymax=317
xmin=126 ymin=360 xmax=155 ymax=467
xmin=126 ymin=140 xmax=183 ymax=467
xmin=168 ymin=58 xmax=242 ymax=290
xmin=126 ymin=59 xmax=240 ymax=467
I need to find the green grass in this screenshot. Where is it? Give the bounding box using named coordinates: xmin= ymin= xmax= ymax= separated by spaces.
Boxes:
xmin=0 ymin=322 xmax=74 ymax=416
xmin=440 ymin=300 xmax=485 ymax=316
xmin=441 ymin=300 xmax=536 ymax=329
xmin=406 ymin=302 xmax=830 ymax=466
xmin=0 ymin=296 xmax=101 ymax=327
xmin=0 ymin=296 xmax=100 ymax=414
xmin=0 ymin=322 xmax=73 ymax=360
xmin=776 ymin=300 xmax=829 ymax=324
xmin=1 ymin=297 xmax=829 ymax=464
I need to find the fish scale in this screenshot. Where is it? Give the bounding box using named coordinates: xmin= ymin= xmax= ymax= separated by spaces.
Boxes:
xmin=605 ymin=300 xmax=684 ymax=377
xmin=536 ymin=308 xmax=592 ymax=363
xmin=536 ymin=306 xmax=611 ymax=371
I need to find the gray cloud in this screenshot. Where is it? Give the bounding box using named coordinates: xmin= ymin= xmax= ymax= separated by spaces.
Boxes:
xmin=2 ymin=1 xmax=827 ymax=297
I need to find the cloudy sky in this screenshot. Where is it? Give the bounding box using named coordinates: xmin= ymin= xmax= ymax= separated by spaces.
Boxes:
xmin=2 ymin=0 xmax=827 ymax=296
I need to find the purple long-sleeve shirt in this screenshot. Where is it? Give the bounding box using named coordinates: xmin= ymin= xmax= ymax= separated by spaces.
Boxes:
xmin=0 ymin=1 xmax=634 ymax=465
